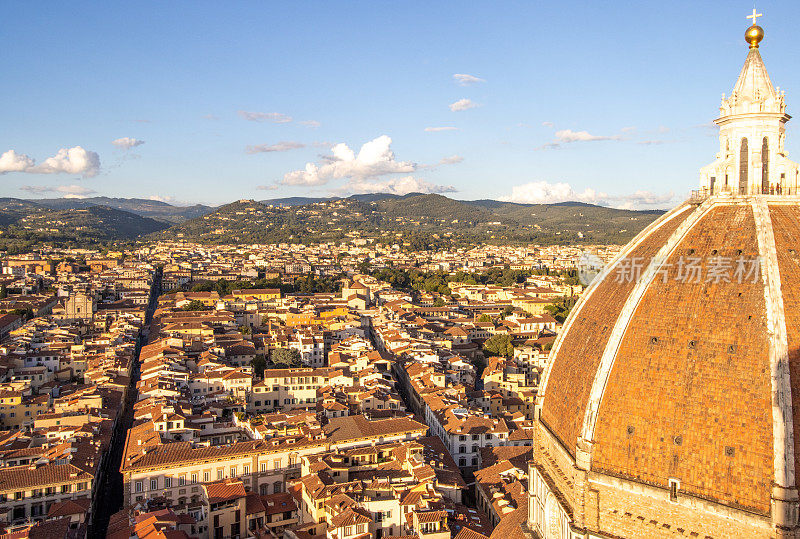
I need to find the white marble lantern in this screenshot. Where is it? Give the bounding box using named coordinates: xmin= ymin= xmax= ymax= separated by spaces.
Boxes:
xmin=700 ymin=15 xmax=800 ymax=196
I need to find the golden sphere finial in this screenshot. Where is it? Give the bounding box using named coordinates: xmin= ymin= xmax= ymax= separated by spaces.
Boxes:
xmin=746 ymin=24 xmax=764 ymax=48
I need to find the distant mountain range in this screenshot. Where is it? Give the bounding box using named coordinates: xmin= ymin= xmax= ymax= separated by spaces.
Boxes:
xmin=0 ymin=198 xmax=170 ymax=250
xmin=0 ymin=193 xmax=667 ymax=250
xmin=28 ymin=197 xmax=213 ymax=223
xmin=151 ymin=193 xmax=665 ymax=247
xmin=259 ymin=193 xmax=410 ymax=207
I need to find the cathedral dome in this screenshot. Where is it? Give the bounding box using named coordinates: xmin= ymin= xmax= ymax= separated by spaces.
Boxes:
xmin=538 ymin=197 xmax=800 ymax=518
xmin=525 ymin=15 xmax=800 ymax=538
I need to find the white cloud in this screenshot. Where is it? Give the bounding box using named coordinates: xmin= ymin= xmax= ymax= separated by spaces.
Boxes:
xmin=246 ymin=141 xmax=306 ymax=154
xmin=637 ymin=140 xmax=667 ymax=146
xmin=501 ymin=181 xmax=674 ymax=209
xmin=449 ymin=98 xmax=479 ymax=112
xmin=281 ymin=135 xmax=415 ymax=186
xmin=418 ymin=154 xmax=464 ymax=170
xmin=112 ymin=137 xmax=145 ymax=149
xmin=541 ymin=121 xmax=554 ymax=128
xmin=439 ymin=155 xmax=463 ymax=165
xmin=554 ymin=129 xmax=620 ymax=143
xmin=20 ymin=184 xmax=97 ymax=197
xmin=538 ymin=128 xmax=622 ymax=150
xmin=338 ymin=176 xmax=456 ymax=196
xmin=453 ymin=73 xmax=485 ymax=86
xmin=256 ymin=184 xmax=280 ymax=191
xmin=501 ymin=181 xmax=604 ymax=205
xmin=424 ymin=126 xmax=459 ymax=132
xmin=149 ymin=195 xmax=175 ymax=203
xmin=0 ymin=150 xmax=35 ymax=173
xmin=238 ymin=110 xmax=293 ymax=123
xmin=1 ymin=147 xmax=100 ymax=177
xmin=32 ymin=147 xmax=100 ymax=177
xmin=299 ymin=120 xmax=321 ymax=128
xmin=614 ymin=190 xmax=675 ymax=209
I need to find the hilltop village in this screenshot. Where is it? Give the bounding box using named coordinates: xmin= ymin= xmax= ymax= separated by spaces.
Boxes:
xmin=0 ymin=239 xmax=609 ymax=538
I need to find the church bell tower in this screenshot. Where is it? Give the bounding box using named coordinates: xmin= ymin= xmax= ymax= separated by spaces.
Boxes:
xmin=699 ymin=10 xmax=800 ymax=196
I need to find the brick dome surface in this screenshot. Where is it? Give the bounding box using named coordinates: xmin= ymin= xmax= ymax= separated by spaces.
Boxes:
xmin=538 ymin=197 xmax=800 ymax=516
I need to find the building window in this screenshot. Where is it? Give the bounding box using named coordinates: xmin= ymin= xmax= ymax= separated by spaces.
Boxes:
xmin=230 ymin=466 xmax=237 ymax=477
xmin=164 ymin=477 xmax=172 ymax=488
xmin=191 ymin=473 xmax=198 ymax=484
xmin=669 ymin=478 xmax=680 ymax=502
xmin=762 ymin=136 xmax=770 ymax=193
xmin=740 ymin=137 xmax=749 ymax=194
xmin=243 ymin=465 xmax=249 ymax=475
xmin=135 ymin=481 xmax=143 ymax=493
xmin=203 ymin=472 xmax=210 ymax=483
xmin=179 ymin=476 xmax=186 ymax=486
xmin=150 ymin=479 xmax=157 ymax=491
xmin=217 ymin=470 xmax=224 ymax=480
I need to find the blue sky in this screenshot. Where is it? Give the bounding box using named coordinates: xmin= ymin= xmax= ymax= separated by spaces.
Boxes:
xmin=2 ymin=1 xmax=800 ymax=208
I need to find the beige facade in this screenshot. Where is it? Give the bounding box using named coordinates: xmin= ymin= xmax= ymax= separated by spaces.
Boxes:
xmin=0 ymin=463 xmax=93 ymax=525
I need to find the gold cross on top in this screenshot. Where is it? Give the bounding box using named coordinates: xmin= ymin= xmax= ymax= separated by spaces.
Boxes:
xmin=747 ymin=8 xmax=762 ymax=26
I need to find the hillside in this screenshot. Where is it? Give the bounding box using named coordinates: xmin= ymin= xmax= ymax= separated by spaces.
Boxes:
xmin=260 ymin=193 xmax=408 ymax=207
xmin=0 ymin=200 xmax=170 ymax=251
xmin=29 ymin=197 xmax=214 ymax=223
xmin=153 ymin=194 xmax=666 ymax=246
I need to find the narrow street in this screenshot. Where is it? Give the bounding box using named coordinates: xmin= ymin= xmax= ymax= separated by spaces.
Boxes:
xmin=89 ymin=266 xmax=162 ymax=538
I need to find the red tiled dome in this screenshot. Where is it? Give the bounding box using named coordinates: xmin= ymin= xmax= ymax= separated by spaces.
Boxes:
xmin=538 ymin=198 xmax=800 ymax=515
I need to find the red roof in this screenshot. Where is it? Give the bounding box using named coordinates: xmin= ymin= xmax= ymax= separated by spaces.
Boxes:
xmin=204 ymin=479 xmax=247 ymax=503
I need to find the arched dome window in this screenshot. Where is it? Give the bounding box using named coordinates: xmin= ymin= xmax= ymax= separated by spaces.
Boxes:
xmin=740 ymin=138 xmax=749 ymax=194
xmin=762 ymin=137 xmax=770 ymax=193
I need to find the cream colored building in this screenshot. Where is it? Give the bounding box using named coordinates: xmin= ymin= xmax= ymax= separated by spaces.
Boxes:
xmin=121 ymin=415 xmax=428 ymax=508
xmin=0 ymin=463 xmax=93 ymax=525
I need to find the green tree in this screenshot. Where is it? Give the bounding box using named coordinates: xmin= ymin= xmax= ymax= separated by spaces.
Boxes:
xmin=483 ymin=334 xmax=515 ymax=357
xmin=269 ymin=348 xmax=303 ymax=368
xmin=11 ymin=308 xmax=34 ymax=321
xmin=191 ymin=281 xmax=213 ymax=292
xmin=357 ymin=259 xmax=371 ymax=274
xmin=544 ymin=295 xmax=578 ymax=323
xmin=251 ymin=354 xmax=266 ymax=378
xmin=183 ymin=300 xmax=207 ymax=311
xmin=477 ymin=314 xmax=492 ymax=323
